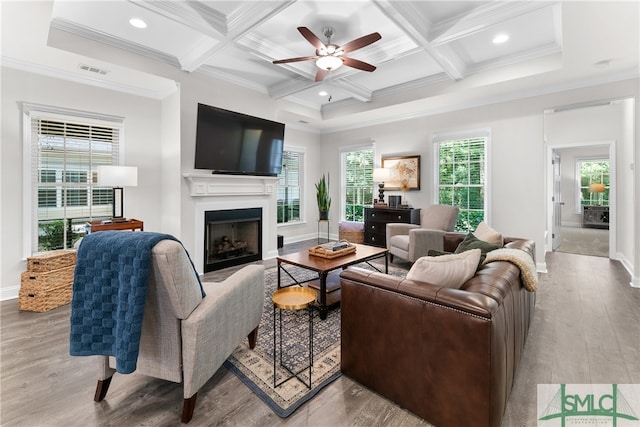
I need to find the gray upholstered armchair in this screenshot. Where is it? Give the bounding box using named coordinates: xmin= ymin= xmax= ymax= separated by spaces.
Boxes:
xmin=386 ymin=205 xmax=460 ymax=263
xmin=91 ymin=239 xmax=264 ymax=423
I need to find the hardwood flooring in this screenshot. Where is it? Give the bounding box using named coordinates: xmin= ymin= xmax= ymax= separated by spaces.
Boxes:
xmin=1 ymin=241 xmax=637 ymax=427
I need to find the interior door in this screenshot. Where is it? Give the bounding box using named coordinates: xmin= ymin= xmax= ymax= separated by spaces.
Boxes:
xmin=552 ymin=151 xmax=563 ymax=250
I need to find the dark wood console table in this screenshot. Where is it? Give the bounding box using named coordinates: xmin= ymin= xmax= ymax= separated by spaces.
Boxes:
xmin=85 ymin=218 xmax=144 ymax=233
xmin=364 ymin=207 xmax=421 ymax=247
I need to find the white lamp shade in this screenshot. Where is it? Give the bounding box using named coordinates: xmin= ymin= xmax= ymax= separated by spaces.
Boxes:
xmin=97 ymin=165 xmax=138 ymax=187
xmin=373 ymin=167 xmax=390 ymax=182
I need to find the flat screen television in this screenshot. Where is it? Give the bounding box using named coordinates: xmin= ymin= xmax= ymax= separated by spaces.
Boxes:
xmin=194 ymin=103 xmax=285 ymax=176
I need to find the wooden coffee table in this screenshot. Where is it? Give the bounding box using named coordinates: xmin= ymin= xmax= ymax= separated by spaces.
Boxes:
xmin=277 ymin=243 xmax=388 ymax=320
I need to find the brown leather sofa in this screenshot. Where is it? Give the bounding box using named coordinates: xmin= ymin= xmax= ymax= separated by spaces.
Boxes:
xmin=340 ymin=233 xmax=536 ymax=427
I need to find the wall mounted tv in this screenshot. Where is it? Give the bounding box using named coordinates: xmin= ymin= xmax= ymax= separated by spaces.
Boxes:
xmin=194 ymin=103 xmax=285 ymax=176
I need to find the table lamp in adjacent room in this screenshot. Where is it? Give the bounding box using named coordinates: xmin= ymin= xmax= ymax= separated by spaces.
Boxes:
xmin=588 ymin=183 xmax=606 ymax=205
xmin=373 ymin=167 xmax=390 ymax=204
xmin=97 ymin=165 xmax=138 ymax=220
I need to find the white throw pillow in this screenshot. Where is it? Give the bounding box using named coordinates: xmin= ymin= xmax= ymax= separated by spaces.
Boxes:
xmin=406 ymin=249 xmax=481 ymax=288
xmin=474 ymin=222 xmax=504 ymax=246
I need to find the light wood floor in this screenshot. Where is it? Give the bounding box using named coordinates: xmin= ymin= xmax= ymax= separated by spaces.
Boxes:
xmin=1 ymin=241 xmax=638 ymax=427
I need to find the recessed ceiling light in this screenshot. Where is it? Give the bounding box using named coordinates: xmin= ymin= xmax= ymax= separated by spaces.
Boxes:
xmin=129 ymin=18 xmax=147 ymax=29
xmin=492 ymin=34 xmax=509 ymax=44
xmin=318 ymin=90 xmax=328 ymax=96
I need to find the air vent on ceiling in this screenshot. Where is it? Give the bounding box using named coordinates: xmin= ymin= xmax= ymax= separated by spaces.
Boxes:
xmin=79 ymin=64 xmax=109 ymax=75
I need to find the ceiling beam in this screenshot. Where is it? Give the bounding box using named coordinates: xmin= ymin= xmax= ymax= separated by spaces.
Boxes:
xmin=373 ymin=0 xmax=466 ymax=80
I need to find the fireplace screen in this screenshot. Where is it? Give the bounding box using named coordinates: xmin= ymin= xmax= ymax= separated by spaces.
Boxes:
xmin=204 ymin=208 xmax=262 ymax=272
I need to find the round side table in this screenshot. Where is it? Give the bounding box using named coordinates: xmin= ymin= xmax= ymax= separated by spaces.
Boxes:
xmin=272 ymin=286 xmax=316 ymax=389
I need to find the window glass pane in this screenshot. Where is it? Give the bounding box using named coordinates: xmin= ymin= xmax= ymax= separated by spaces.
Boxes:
xmin=578 ymin=160 xmax=609 ymax=207
xmin=32 ymin=116 xmax=120 ymax=252
xmin=344 ymin=149 xmax=373 ymax=222
xmin=277 ymin=151 xmax=302 ymax=224
xmin=436 ymin=137 xmax=486 ymax=232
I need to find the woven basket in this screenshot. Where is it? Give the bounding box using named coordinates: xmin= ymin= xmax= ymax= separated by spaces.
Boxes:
xmin=19 ymin=266 xmax=74 ymax=312
xmin=27 ymin=250 xmax=76 ymax=272
xmin=338 ymin=221 xmax=365 ymax=244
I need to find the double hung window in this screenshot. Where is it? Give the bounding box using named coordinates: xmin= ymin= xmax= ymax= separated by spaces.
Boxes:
xmin=24 ymin=105 xmax=123 ymax=253
xmin=277 ymin=150 xmax=303 ymax=224
xmin=341 ymin=147 xmax=374 ymax=222
xmin=434 ymin=133 xmax=488 ymax=232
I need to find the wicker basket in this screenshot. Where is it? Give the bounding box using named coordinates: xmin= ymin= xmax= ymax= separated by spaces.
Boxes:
xmin=19 ymin=266 xmax=74 ymax=312
xmin=27 ymin=250 xmax=76 ymax=272
xmin=308 ymin=241 xmax=356 ymax=259
xmin=19 ymin=280 xmax=73 ymax=312
xmin=338 ymin=221 xmax=365 ymax=244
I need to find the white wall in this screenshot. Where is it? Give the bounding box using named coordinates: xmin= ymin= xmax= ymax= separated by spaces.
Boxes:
xmin=545 ymin=100 xmax=635 ymax=271
xmin=1 ymin=67 xmax=164 ymax=299
xmin=319 ymin=80 xmax=639 ymax=274
xmin=2 ymin=60 xmax=638 ymax=298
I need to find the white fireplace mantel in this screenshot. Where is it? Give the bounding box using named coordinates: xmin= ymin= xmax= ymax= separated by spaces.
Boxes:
xmin=183 ymin=173 xmax=279 ymax=197
xmin=183 ymin=173 xmax=280 ymax=274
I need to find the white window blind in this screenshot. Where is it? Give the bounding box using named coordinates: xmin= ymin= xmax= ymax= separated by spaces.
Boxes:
xmin=30 ymin=115 xmax=121 ymax=252
xmin=277 ymin=150 xmax=303 ymax=224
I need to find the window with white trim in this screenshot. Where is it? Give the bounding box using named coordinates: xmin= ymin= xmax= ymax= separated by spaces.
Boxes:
xmin=277 ymin=150 xmax=304 ymax=224
xmin=341 ymin=147 xmax=374 ymax=222
xmin=25 ymin=106 xmax=123 ymax=253
xmin=434 ymin=133 xmax=488 ymax=232
xmin=576 ymin=159 xmax=609 ymax=211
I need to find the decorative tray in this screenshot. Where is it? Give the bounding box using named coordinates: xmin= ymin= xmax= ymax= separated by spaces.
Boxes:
xmin=308 ymin=240 xmax=356 ymax=259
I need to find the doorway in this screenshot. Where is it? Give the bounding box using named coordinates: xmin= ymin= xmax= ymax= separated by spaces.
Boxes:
xmin=546 ymin=142 xmax=615 ymax=259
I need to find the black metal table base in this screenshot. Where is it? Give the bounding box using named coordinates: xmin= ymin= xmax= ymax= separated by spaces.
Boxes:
xmin=273 ymin=304 xmax=314 ymax=389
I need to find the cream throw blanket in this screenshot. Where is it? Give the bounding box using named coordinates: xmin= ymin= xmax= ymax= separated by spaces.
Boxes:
xmin=482 ymin=248 xmax=538 ymax=292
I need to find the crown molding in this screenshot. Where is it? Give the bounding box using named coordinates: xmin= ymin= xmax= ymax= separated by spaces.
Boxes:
xmin=1 ymin=56 xmax=176 ymax=100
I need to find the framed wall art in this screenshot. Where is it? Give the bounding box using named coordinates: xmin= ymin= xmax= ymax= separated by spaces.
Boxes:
xmin=381 ymin=155 xmax=421 ymax=190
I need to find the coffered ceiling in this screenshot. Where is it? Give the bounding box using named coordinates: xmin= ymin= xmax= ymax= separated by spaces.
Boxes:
xmin=2 ymin=1 xmax=638 ymax=130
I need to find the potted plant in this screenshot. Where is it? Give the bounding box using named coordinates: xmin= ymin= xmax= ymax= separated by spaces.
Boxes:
xmin=316 ymin=173 xmax=331 ymax=220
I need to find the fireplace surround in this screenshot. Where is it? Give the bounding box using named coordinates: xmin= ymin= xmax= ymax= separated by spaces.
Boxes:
xmin=204 ymin=208 xmax=262 ymax=272
xmin=184 ymin=173 xmax=279 ymax=275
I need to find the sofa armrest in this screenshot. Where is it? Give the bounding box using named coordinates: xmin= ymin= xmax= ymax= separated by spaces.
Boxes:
xmin=180 ymin=264 xmax=264 ymax=398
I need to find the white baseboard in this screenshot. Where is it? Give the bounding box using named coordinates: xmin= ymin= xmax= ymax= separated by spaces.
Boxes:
xmin=537 ymin=262 xmax=548 ymax=274
xmin=615 ymin=252 xmax=637 ymax=288
xmin=1 ymin=285 xmax=20 ymax=301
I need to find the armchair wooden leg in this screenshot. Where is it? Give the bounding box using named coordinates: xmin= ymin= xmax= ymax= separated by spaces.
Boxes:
xmin=94 ymin=376 xmax=113 ymax=402
xmin=388 ymin=253 xmax=394 ymax=263
xmin=247 ymin=326 xmax=259 ymax=349
xmin=182 ymin=393 xmax=197 ymax=423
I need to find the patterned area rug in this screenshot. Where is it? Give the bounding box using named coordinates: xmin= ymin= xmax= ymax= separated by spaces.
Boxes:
xmin=224 ymin=261 xmax=407 ymax=417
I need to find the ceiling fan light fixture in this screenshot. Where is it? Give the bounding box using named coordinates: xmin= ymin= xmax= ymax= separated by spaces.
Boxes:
xmin=316 ymin=55 xmax=343 ymax=71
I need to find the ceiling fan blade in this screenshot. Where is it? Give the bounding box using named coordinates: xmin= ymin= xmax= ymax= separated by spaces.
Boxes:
xmin=340 ymin=32 xmax=382 ymax=53
xmin=273 ymin=55 xmax=319 ymax=64
xmin=342 ymin=57 xmax=377 ymax=72
xmin=298 ymin=27 xmax=326 ymax=50
xmin=315 ymin=69 xmax=329 ymax=82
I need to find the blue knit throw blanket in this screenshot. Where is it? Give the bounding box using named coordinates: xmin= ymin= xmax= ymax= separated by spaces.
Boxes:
xmin=69 ymin=231 xmax=204 ymax=374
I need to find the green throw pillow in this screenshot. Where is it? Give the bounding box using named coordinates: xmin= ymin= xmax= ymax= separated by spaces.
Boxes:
xmin=454 ymin=233 xmax=500 ymax=265
xmin=427 ymin=249 xmax=451 ymax=257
